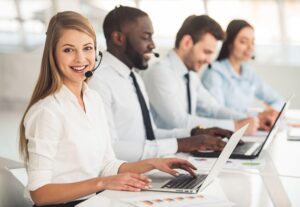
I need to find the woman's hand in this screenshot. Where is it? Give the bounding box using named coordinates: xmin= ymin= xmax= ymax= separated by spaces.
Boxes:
xmin=258 ymin=109 xmax=279 ymax=131
xmin=149 ymin=158 xmax=197 ymax=177
xmin=99 ymin=173 xmax=151 ymax=192
xmin=235 ymin=117 xmax=259 ymax=135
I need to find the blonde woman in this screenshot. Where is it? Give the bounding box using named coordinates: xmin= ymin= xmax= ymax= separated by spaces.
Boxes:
xmin=19 ymin=11 xmax=196 ymax=207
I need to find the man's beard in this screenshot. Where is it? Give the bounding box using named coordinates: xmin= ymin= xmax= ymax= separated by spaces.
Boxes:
xmin=125 ymin=38 xmax=148 ymax=70
xmin=184 ymin=49 xmax=197 ymax=72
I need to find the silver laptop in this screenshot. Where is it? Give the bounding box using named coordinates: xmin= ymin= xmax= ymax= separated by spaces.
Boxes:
xmin=146 ymin=125 xmax=248 ymax=194
xmin=193 ymin=95 xmax=293 ymax=159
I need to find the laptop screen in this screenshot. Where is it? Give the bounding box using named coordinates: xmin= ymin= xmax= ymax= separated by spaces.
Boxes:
xmin=255 ymin=102 xmax=287 ymax=155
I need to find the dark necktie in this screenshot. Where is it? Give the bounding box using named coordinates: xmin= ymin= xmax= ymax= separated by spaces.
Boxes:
xmin=184 ymin=73 xmax=192 ymax=114
xmin=130 ymin=72 xmax=155 ymax=140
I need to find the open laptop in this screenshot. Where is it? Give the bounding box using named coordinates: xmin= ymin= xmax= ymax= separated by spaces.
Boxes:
xmin=192 ymin=100 xmax=289 ymax=160
xmin=146 ymin=125 xmax=248 ymax=194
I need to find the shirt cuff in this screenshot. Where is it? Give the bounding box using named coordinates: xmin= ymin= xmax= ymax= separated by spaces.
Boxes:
xmin=222 ymin=120 xmax=235 ymax=131
xmin=101 ymin=159 xmax=127 ymax=177
xmin=26 ymin=169 xmax=52 ymax=191
xmin=172 ymin=128 xmax=191 ymax=137
xmin=156 ymin=138 xmax=178 ymax=157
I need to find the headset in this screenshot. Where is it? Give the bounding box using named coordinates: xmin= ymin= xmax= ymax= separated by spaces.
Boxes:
xmin=50 ymin=12 xmax=103 ymax=78
xmin=84 ymin=49 xmax=103 ymax=78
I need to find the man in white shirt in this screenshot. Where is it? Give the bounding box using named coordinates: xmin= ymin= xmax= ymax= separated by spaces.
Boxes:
xmin=89 ymin=6 xmax=232 ymax=162
xmin=142 ymin=15 xmax=258 ymax=135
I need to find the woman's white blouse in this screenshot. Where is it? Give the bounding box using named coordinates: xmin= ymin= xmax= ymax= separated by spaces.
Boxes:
xmin=24 ymin=84 xmax=125 ymax=193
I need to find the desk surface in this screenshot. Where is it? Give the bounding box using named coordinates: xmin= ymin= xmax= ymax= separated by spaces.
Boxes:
xmin=78 ymin=128 xmax=300 ymax=207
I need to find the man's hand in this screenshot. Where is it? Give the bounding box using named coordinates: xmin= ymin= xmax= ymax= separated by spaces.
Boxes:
xmin=177 ymin=135 xmax=226 ymax=153
xmin=191 ymin=127 xmax=233 ymax=138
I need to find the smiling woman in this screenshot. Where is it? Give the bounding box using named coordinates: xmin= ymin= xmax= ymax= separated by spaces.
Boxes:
xmin=55 ymin=29 xmax=95 ymax=109
xmin=18 ymin=11 xmax=197 ymax=207
xmin=202 ymin=19 xmax=284 ymax=130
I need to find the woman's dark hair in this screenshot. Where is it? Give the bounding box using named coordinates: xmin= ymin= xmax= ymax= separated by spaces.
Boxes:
xmin=217 ymin=19 xmax=253 ymax=61
xmin=175 ymin=15 xmax=224 ymax=48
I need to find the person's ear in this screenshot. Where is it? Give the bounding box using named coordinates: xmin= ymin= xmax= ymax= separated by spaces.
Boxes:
xmin=111 ymin=31 xmax=126 ymax=47
xmin=228 ymin=43 xmax=233 ymax=53
xmin=180 ymin=34 xmax=193 ymax=51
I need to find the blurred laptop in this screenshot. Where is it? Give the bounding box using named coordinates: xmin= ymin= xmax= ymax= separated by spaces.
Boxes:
xmin=288 ymin=127 xmax=300 ymax=141
xmin=146 ymin=125 xmax=248 ymax=194
xmin=193 ymin=97 xmax=292 ymax=159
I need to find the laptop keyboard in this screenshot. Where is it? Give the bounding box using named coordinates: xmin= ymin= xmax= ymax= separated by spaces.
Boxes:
xmin=234 ymin=142 xmax=261 ymax=155
xmin=162 ymin=174 xmax=207 ymax=189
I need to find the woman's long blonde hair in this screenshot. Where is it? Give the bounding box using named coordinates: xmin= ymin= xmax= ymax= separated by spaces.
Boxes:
xmin=19 ymin=11 xmax=96 ymax=163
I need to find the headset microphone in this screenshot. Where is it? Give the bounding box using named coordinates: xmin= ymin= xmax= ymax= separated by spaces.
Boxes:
xmin=153 ymin=52 xmax=160 ymax=58
xmin=85 ymin=51 xmax=103 ymax=78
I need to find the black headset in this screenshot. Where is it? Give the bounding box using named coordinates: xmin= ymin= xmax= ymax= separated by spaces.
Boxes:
xmin=84 ymin=50 xmax=103 ymax=78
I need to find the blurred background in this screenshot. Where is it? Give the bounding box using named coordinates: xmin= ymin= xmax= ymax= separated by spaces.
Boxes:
xmin=1 ymin=0 xmax=300 ymax=161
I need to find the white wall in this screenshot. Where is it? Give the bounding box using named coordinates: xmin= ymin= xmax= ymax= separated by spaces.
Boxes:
xmin=254 ymin=64 xmax=300 ymax=108
xmin=0 ymin=48 xmax=300 ymax=109
xmin=0 ymin=48 xmax=42 ymax=109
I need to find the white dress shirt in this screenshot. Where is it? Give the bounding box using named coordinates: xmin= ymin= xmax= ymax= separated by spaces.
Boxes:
xmin=24 ymin=84 xmax=125 ymax=200
xmin=89 ymin=51 xmax=190 ymax=162
xmin=142 ymin=50 xmax=235 ymax=130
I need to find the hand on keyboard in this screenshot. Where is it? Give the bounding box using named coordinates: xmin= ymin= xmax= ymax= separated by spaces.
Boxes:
xmin=149 ymin=158 xmax=197 ymax=178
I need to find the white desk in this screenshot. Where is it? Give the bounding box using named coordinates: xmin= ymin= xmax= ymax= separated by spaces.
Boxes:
xmin=78 ymin=129 xmax=300 ymax=207
xmin=77 ymin=171 xmax=299 ymax=207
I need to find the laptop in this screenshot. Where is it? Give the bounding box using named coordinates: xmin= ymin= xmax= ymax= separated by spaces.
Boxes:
xmin=146 ymin=125 xmax=248 ymax=194
xmin=287 ymin=127 xmax=300 ymax=141
xmin=192 ymin=100 xmax=289 ymax=160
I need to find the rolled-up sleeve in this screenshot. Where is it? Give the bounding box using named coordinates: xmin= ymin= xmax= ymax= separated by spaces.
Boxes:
xmin=254 ymin=75 xmax=284 ymax=111
xmin=25 ymin=108 xmax=62 ymax=191
xmin=98 ymin=99 xmax=127 ymax=176
xmin=141 ymin=138 xmax=178 ymax=160
xmin=100 ymin=138 xmax=126 ymax=176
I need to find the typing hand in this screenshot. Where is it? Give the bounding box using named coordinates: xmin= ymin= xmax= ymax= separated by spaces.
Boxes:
xmin=99 ymin=173 xmax=151 ymax=192
xmin=258 ymin=109 xmax=278 ymax=131
xmin=235 ymin=117 xmax=259 ymax=135
xmin=150 ymin=158 xmax=197 ymax=178
xmin=178 ymin=135 xmax=226 ymax=153
xmin=191 ymin=126 xmax=233 ymax=138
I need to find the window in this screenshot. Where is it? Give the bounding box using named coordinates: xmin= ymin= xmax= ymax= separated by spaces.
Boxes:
xmin=140 ymin=0 xmax=205 ymax=38
xmin=206 ymin=0 xmax=280 ymax=45
xmin=284 ymin=1 xmax=300 ymax=44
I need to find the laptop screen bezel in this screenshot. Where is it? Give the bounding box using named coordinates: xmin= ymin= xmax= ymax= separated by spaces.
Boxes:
xmin=254 ymin=102 xmax=287 ymax=156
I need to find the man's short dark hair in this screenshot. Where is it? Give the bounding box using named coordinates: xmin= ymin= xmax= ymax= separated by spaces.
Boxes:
xmin=175 ymin=15 xmax=224 ymax=48
xmin=103 ymin=5 xmax=148 ymax=43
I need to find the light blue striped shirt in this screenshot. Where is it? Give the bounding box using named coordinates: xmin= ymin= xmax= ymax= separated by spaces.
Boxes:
xmin=142 ymin=50 xmax=235 ymax=131
xmin=202 ymin=59 xmax=284 ymax=115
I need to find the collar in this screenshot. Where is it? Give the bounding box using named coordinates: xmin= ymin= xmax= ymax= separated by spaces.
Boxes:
xmin=55 ymin=82 xmax=90 ymax=103
xmin=103 ymin=51 xmax=133 ymax=79
xmin=168 ymin=49 xmax=189 ymax=77
xmin=224 ymin=59 xmax=250 ymax=80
